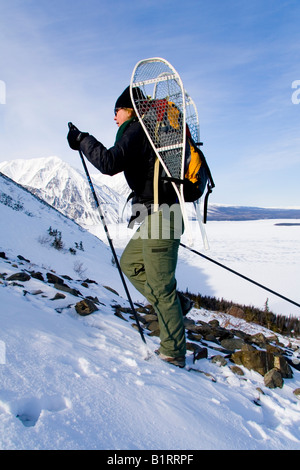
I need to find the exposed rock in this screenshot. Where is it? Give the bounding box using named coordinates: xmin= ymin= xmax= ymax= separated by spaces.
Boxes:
xmin=112 ymin=305 xmax=130 ymax=321
xmin=230 ymin=365 xmax=244 ymax=376
xmin=129 ymin=314 xmax=148 ymax=326
xmin=186 ymin=343 xmax=208 ymax=361
xmin=264 ymin=368 xmax=283 ymax=389
xmin=187 ymin=368 xmax=217 ymax=382
xmin=114 ymin=310 xmax=128 ymax=321
xmin=227 ymin=305 xmax=245 ymax=318
xmin=86 ymin=296 xmax=103 ymax=306
xmin=30 ymin=271 xmax=44 ymax=281
xmin=194 ymin=347 xmax=208 ymax=361
xmin=187 ymin=331 xmax=203 ymax=342
xmin=114 ymin=306 xmax=133 ymax=314
xmin=147 ymin=321 xmax=160 ymax=333
xmin=51 ymin=292 xmax=66 ymax=300
xmin=212 ymin=326 xmax=233 ymax=341
xmin=203 ymin=333 xmax=218 ymax=343
xmin=75 ymin=298 xmax=99 ymax=316
xmin=143 ymin=314 xmax=158 ymax=322
xmin=293 ymin=388 xmax=300 ymax=400
xmin=273 ymin=355 xmax=293 ymax=378
xmin=208 ymin=319 xmax=220 ymax=328
xmin=7 ymin=272 xmax=31 ymax=282
xmin=148 ymin=328 xmax=160 ymax=337
xmin=135 ymin=306 xmax=150 ymax=314
xmin=29 ymin=289 xmax=44 ymax=296
xmin=220 ymin=338 xmax=245 ymax=352
xmin=250 ymin=332 xmax=268 ymax=348
xmin=192 ymin=320 xmax=233 ymax=344
xmin=211 ymin=355 xmax=227 ymax=366
xmin=46 ymin=273 xmax=65 ymax=285
xmin=230 ymin=329 xmax=252 ymax=342
xmin=17 ymin=255 xmax=30 ymax=263
xmin=265 ymin=344 xmax=284 ymax=355
xmin=83 ymin=278 xmax=98 ymax=285
xmin=195 ymin=321 xmax=215 ymax=336
xmin=183 ymin=318 xmax=199 ymax=332
xmin=231 ymin=347 xmax=293 ymax=379
xmin=285 ymin=356 xmax=300 ymax=371
xmin=241 ymin=343 xmax=256 ymax=352
xmin=103 ymin=285 xmax=119 ymax=296
xmin=266 ymin=333 xmax=280 ymax=344
xmin=54 ymin=283 xmax=82 ymax=297
xmin=231 ymin=349 xmax=274 ymax=376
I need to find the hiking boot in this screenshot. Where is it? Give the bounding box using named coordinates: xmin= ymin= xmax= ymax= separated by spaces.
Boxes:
xmin=178 ymin=292 xmax=194 ymax=316
xmin=155 ymin=350 xmax=186 ymax=368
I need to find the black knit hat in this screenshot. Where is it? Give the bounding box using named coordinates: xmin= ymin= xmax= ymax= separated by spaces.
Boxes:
xmin=114 ymin=86 xmax=145 ymax=111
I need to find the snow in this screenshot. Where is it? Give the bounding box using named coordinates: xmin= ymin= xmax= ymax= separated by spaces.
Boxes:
xmin=90 ymin=217 xmax=300 ymax=319
xmin=0 ymin=174 xmax=300 ymax=450
xmin=179 ymin=219 xmax=300 ymax=318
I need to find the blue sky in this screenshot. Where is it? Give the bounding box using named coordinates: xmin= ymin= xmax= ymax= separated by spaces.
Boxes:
xmin=0 ymin=0 xmax=299 ymax=207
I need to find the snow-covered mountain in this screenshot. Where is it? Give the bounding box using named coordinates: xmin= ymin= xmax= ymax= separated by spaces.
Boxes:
xmin=0 ymin=157 xmax=128 ymax=226
xmin=1 ymin=157 xmax=300 ymax=231
xmin=0 ymin=170 xmax=300 ymax=450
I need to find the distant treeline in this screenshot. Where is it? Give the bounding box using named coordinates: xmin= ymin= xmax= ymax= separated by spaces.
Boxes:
xmin=184 ymin=291 xmax=300 ymax=338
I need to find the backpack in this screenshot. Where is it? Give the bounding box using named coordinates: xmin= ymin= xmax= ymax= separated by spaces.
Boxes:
xmin=144 ymin=98 xmax=215 ymax=223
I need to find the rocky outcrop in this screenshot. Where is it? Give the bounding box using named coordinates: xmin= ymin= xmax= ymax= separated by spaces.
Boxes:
xmin=1 ymin=251 xmax=299 ymax=393
xmin=264 ymin=369 xmax=284 ymax=389
xmin=1 ymin=252 xmax=96 ymax=316
xmin=114 ymin=301 xmax=298 ymax=390
xmin=231 ymin=347 xmax=293 ymax=378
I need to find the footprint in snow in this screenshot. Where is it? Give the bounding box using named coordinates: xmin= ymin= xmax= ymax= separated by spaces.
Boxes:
xmin=12 ymin=394 xmax=68 ymax=427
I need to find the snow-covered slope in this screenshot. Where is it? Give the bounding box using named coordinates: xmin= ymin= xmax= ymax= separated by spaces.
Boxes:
xmin=1 ymin=157 xmax=300 ymax=231
xmin=2 ymin=155 xmax=299 ymax=318
xmin=0 ymin=172 xmax=300 ymax=451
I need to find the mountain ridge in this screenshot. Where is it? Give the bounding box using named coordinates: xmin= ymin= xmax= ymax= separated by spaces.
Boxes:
xmin=1 ymin=157 xmax=299 ymax=226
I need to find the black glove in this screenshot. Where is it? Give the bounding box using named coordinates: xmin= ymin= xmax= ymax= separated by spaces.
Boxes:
xmin=67 ymin=122 xmax=89 ymax=151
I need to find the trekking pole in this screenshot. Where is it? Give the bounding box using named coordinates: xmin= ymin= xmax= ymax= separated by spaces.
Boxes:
xmin=180 ymin=243 xmax=300 ymax=309
xmin=68 ymin=123 xmax=146 ymax=344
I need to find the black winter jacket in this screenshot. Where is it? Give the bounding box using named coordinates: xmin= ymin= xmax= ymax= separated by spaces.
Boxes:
xmin=80 ymin=118 xmax=177 ymax=220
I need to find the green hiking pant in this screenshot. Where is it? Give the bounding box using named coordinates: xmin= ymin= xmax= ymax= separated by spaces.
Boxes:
xmin=120 ymin=207 xmax=186 ymax=358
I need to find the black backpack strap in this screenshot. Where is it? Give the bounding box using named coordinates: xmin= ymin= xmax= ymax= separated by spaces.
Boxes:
xmin=203 ymin=183 xmax=213 ymax=224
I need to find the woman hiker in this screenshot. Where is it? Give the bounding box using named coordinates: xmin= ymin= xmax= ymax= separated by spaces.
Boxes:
xmin=67 ymin=86 xmax=192 ymax=368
